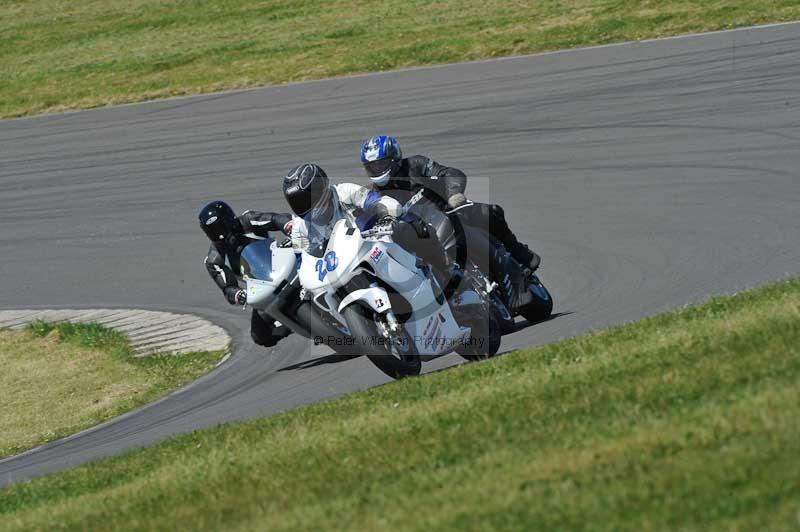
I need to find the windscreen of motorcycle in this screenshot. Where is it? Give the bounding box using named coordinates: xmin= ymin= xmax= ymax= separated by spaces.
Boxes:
xmin=243 ymin=239 xmax=297 ymax=307
xmin=239 ymin=239 xmax=277 ymax=282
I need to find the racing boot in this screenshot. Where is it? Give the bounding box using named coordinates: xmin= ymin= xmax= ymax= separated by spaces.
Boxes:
xmin=251 ymin=310 xmax=291 ymax=348
xmin=488 ymin=204 xmax=541 ymax=271
xmin=506 ymin=241 xmax=541 ymax=272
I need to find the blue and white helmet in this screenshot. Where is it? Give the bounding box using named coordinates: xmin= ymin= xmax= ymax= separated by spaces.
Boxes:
xmin=360 ymin=135 xmax=402 ymax=186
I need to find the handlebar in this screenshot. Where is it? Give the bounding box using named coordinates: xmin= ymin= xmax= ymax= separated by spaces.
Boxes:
xmin=361 ymin=222 xmax=395 ymax=239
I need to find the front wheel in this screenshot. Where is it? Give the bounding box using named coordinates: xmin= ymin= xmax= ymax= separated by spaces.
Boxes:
xmin=342 ymin=305 xmax=421 ymax=379
xmin=519 ymin=276 xmax=553 ymax=323
xmin=294 ymin=301 xmax=360 ymax=356
xmin=457 ymin=305 xmax=502 ymax=361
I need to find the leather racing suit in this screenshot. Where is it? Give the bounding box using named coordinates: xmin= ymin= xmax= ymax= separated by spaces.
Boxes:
xmin=204 ymin=210 xmax=292 ymax=347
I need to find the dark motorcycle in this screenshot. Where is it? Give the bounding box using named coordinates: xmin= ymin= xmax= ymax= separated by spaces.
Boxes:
xmin=397 ymin=192 xmax=553 ymax=356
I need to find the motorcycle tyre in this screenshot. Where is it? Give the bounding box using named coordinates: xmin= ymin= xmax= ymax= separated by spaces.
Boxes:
xmin=294 ymin=302 xmax=361 ymax=357
xmin=457 ymin=305 xmax=502 ymax=361
xmin=519 ymin=277 xmax=554 ymax=323
xmin=342 ymin=305 xmax=421 ymax=379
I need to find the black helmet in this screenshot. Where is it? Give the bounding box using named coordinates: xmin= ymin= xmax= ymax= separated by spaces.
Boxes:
xmin=283 ymin=163 xmax=331 ymax=219
xmin=198 ymin=200 xmax=238 ymax=243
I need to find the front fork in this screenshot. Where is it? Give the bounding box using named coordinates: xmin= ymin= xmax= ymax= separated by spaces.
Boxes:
xmin=383 ymin=308 xmax=402 ymax=334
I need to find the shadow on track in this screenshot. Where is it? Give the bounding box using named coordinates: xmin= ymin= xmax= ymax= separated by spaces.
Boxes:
xmin=278 ymin=353 xmax=361 ymax=372
xmin=516 ymin=311 xmax=574 ymax=332
xmin=277 ymin=312 xmax=573 ymax=373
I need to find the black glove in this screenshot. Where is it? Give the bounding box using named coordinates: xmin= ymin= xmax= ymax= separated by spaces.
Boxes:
xmin=235 ymin=289 xmax=247 ymax=305
xmin=407 ymin=217 xmax=430 ymax=238
xmin=361 ymin=202 xmax=391 ymax=229
xmin=377 ymin=214 xmax=396 ymax=227
xmin=226 ymin=287 xmax=247 ymax=305
xmin=392 ymin=218 xmax=430 ymax=250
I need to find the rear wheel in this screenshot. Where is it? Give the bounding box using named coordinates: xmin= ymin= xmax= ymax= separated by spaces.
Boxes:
xmin=342 ymin=305 xmax=421 ymax=379
xmin=519 ymin=276 xmax=553 ymax=323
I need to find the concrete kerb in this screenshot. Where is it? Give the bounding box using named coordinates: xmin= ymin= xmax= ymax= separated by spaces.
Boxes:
xmin=0 ymin=309 xmax=231 ymax=357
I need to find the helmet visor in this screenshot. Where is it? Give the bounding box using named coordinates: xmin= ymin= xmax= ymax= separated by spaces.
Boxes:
xmin=286 ymin=190 xmax=313 ymax=217
xmin=364 ymin=158 xmax=394 ymax=178
xmin=303 ymin=187 xmax=334 ymax=225
xmin=201 ymin=216 xmax=235 ymax=242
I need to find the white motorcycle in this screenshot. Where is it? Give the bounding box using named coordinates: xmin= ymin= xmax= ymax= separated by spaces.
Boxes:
xmin=297 ymin=218 xmax=502 ymax=379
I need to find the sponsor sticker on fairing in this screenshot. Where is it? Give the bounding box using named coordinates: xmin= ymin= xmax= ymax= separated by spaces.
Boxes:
xmin=370 ymin=246 xmax=383 ymax=262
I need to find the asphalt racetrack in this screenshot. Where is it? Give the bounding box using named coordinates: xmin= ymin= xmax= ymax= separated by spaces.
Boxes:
xmin=1 ymin=23 xmax=798 ymax=486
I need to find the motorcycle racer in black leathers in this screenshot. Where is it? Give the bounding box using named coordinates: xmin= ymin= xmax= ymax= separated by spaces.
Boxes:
xmin=359 ymin=135 xmax=541 ymax=272
xmin=199 ymin=200 xmax=293 ymax=347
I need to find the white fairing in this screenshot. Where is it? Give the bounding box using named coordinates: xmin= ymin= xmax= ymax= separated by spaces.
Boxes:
xmin=338 ymin=287 xmax=392 ymax=314
xmin=246 ymin=278 xmax=276 ymax=307
xmin=297 ymin=219 xmax=471 ymax=359
xmin=299 ymin=219 xmax=363 ymax=292
xmin=243 ymin=240 xmax=297 ymax=308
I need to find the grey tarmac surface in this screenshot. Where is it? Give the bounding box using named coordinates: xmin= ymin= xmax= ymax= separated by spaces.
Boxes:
xmin=1 ymin=23 xmax=798 ymax=486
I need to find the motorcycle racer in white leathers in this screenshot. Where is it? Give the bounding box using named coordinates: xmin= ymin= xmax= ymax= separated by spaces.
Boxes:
xmin=282 ymin=163 xmax=401 ymax=254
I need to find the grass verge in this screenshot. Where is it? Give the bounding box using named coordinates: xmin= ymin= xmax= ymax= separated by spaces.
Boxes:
xmin=1 ymin=278 xmax=798 ymax=530
xmin=3 ymin=1 xmax=800 ymax=118
xmin=0 ymin=321 xmax=225 ymax=459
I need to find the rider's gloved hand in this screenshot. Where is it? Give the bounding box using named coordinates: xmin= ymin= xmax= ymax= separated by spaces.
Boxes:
xmin=378 ymin=214 xmax=396 ymax=227
xmin=224 ymin=287 xmax=241 ymax=305
xmin=234 ymin=289 xmax=247 ymax=305
xmin=447 ymin=193 xmax=468 ymax=210
xmin=358 ymin=202 xmax=392 ymax=231
xmin=393 ymin=217 xmax=430 ymax=248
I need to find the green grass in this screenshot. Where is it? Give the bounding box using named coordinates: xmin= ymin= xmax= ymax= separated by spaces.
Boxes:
xmin=1 ymin=278 xmax=798 ymax=530
xmin=2 ymin=1 xmax=800 ymax=118
xmin=0 ymin=321 xmax=225 ymax=459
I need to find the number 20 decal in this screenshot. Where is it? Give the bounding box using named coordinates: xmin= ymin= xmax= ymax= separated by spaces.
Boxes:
xmin=315 ymin=251 xmax=339 ymax=281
